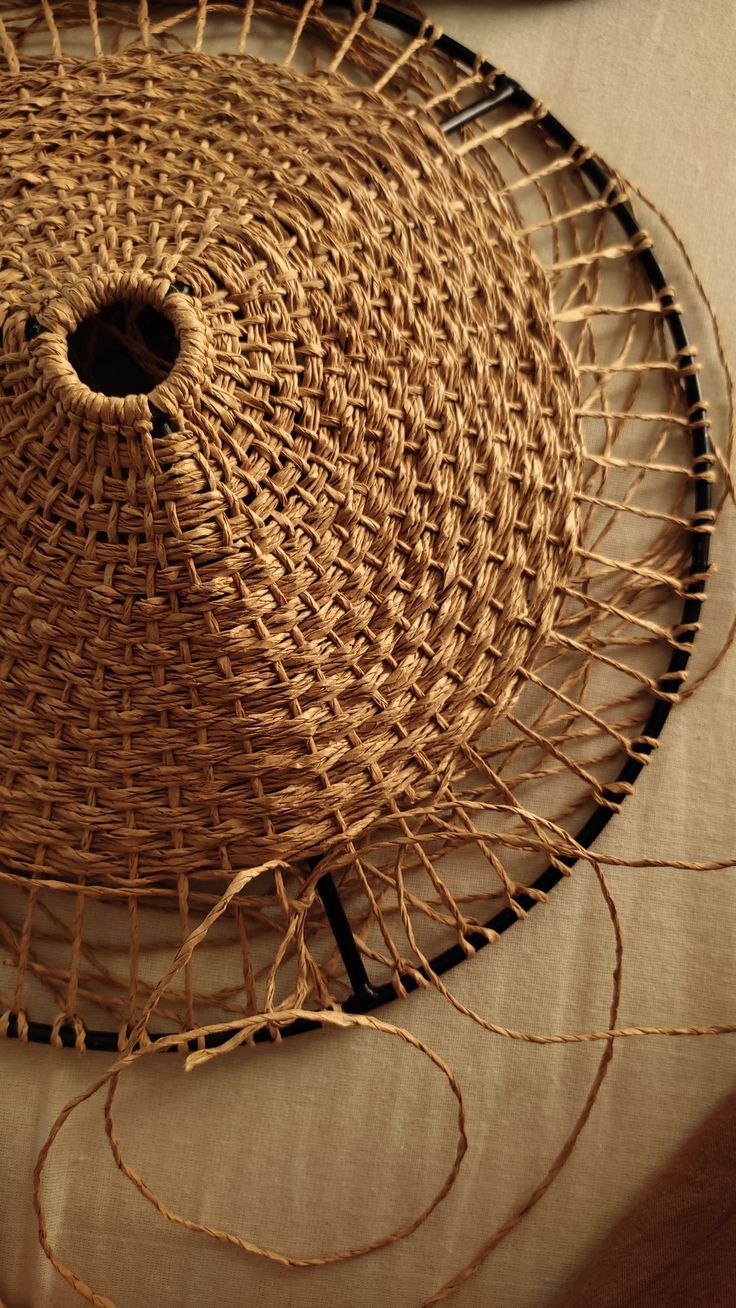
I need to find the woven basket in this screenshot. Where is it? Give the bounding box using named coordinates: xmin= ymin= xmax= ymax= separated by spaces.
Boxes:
xmin=0 ymin=0 xmax=716 ymax=1055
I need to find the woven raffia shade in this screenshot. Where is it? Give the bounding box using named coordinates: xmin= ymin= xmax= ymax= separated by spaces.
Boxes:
xmin=0 ymin=57 xmax=581 ymax=881
xmin=0 ymin=1 xmax=716 ymax=1048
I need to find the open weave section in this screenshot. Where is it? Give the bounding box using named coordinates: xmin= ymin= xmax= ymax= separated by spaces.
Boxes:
xmin=0 ymin=1 xmax=717 ymax=1049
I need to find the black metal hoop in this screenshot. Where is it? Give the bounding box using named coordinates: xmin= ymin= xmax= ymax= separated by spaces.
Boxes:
xmin=5 ymin=1 xmax=712 ymax=1052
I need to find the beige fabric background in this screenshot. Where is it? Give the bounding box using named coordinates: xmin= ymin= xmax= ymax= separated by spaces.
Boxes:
xmin=2 ymin=2 xmax=736 ymax=1305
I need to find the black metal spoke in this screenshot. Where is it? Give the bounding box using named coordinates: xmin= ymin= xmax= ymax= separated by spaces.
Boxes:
xmin=440 ymin=79 xmax=519 ymax=135
xmin=315 ymin=869 xmax=380 ymax=1007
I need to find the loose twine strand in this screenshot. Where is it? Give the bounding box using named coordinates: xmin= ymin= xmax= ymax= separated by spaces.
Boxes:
xmin=0 ymin=3 xmax=733 ymax=1306
xmin=31 ymin=838 xmax=736 ymax=1308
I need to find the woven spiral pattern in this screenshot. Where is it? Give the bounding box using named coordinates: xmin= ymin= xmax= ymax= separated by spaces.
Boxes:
xmin=0 ymin=54 xmax=580 ymax=884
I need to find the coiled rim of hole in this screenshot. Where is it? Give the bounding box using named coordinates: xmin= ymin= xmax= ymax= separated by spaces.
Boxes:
xmin=4 ymin=0 xmax=712 ymax=1053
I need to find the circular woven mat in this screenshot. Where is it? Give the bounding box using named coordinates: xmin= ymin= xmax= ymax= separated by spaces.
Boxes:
xmin=0 ymin=1 xmax=716 ymax=1048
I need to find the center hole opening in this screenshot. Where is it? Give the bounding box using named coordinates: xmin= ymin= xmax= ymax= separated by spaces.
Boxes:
xmin=67 ymin=299 xmax=179 ymax=397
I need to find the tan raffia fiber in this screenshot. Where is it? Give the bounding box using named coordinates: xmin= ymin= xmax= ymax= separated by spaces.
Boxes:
xmin=0 ymin=4 xmax=733 ymax=1307
xmin=0 ymin=58 xmax=581 ymax=884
